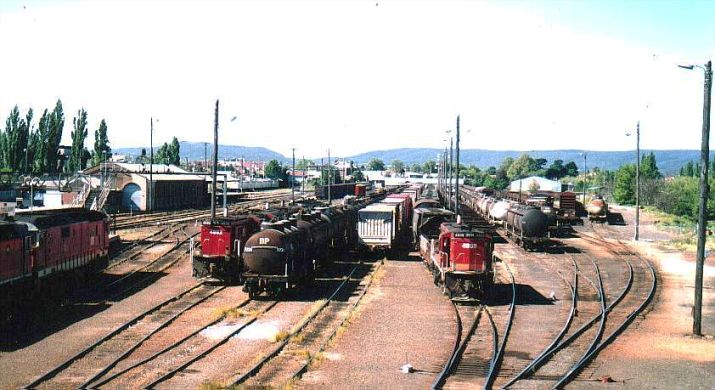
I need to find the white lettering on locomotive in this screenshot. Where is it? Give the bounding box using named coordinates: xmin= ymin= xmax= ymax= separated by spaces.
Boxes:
xmin=259 ymin=237 xmax=270 ymax=245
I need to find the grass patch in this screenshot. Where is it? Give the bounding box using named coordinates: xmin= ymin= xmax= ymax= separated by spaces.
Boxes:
xmin=286 ymin=348 xmax=311 ymax=360
xmin=273 ymin=330 xmax=290 ymax=342
xmin=211 ymin=306 xmax=259 ymax=320
xmin=290 ymin=333 xmax=306 ymax=345
xmin=308 ymin=352 xmax=325 ymax=369
xmin=198 ymin=380 xmax=224 ymax=390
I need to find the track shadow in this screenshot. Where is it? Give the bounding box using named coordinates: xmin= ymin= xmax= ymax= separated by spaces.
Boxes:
xmin=484 ymin=283 xmax=554 ymax=306
xmin=0 ymin=269 xmax=171 ymax=351
xmin=544 ymin=243 xmax=582 ymax=254
xmin=607 ymin=212 xmax=626 ymax=226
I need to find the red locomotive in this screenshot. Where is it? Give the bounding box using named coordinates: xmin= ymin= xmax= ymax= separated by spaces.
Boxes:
xmin=192 ymin=215 xmax=262 ymax=283
xmin=420 ymin=222 xmax=493 ymax=300
xmin=1 ymin=210 xmax=109 ymax=326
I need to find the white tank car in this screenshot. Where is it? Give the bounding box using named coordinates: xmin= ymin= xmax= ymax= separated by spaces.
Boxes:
xmin=489 ymin=200 xmax=511 ymax=221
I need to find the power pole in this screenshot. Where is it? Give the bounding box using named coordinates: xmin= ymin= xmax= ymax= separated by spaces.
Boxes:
xmin=449 ymin=137 xmax=453 ymax=211
xmin=582 ymin=153 xmax=587 ymax=204
xmin=694 ymin=60 xmax=712 ymax=336
xmin=204 ymin=142 xmax=208 ymax=172
xmin=635 ymin=121 xmax=640 ymax=241
xmin=455 ymin=115 xmax=460 ymax=215
xmin=149 ymin=117 xmax=154 ymax=213
xmin=211 ymin=100 xmax=219 ymax=219
xmin=291 ymin=148 xmax=296 ymax=204
xmin=327 ymin=148 xmax=332 ymax=204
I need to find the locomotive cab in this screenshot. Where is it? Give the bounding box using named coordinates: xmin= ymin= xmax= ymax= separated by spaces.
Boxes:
xmin=192 ymin=216 xmax=261 ymax=283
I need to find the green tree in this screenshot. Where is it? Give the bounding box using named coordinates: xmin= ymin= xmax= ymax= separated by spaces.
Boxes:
xmin=613 ymin=164 xmax=636 ymax=204
xmin=366 ymin=158 xmax=385 ymax=171
xmin=31 ymin=109 xmax=51 ymax=173
xmin=423 ymin=160 xmax=436 ymax=174
xmin=545 ymin=159 xmax=565 ymax=179
xmin=410 ymin=163 xmax=422 ymax=173
xmin=155 ymin=143 xmax=170 ymax=164
xmin=507 ymin=153 xmax=534 ymax=180
xmin=47 ymin=99 xmax=65 ymax=173
xmin=169 ymin=137 xmax=180 ymax=165
xmin=391 ymin=159 xmax=405 ymax=174
xmin=67 ymin=108 xmax=88 ymax=173
xmin=1 ymin=105 xmax=22 ymax=170
xmin=264 ymin=159 xmax=284 ymax=180
xmin=640 ymin=152 xmax=661 ymax=179
xmin=564 ymin=161 xmax=579 ymax=177
xmin=92 ymin=119 xmax=111 ymax=166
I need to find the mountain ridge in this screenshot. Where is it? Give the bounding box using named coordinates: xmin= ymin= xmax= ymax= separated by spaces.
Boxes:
xmin=113 ymin=143 xmax=708 ymax=175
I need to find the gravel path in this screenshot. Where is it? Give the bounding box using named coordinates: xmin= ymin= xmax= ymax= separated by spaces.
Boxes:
xmin=297 ymin=254 xmax=454 ymax=389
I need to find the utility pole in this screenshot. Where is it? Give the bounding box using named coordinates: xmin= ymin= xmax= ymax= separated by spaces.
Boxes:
xmin=449 ymin=138 xmax=454 ymax=211
xmin=240 ymin=156 xmax=244 ymax=193
xmin=443 ymin=147 xmax=448 ymax=200
xmin=694 ymin=60 xmax=712 ymax=336
xmin=204 ymin=142 xmax=208 ymax=172
xmin=635 ymin=121 xmax=640 ymax=241
xmin=582 ymin=153 xmax=587 ymax=204
xmin=149 ymin=117 xmax=154 ymax=213
xmin=291 ymin=148 xmax=296 ymax=204
xmin=211 ymin=100 xmax=219 ymax=219
xmin=327 ymin=149 xmax=332 ymax=204
xmin=455 ymin=115 xmax=460 ymax=215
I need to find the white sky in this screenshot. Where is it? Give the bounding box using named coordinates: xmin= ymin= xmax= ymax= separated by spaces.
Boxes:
xmin=1 ymin=0 xmax=714 ymax=158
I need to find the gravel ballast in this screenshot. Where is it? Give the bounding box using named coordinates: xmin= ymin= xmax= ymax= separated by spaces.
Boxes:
xmin=298 ymin=255 xmax=455 ymax=389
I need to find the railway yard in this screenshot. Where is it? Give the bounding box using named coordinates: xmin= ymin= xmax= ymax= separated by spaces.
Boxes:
xmin=0 ymin=185 xmax=713 ymax=389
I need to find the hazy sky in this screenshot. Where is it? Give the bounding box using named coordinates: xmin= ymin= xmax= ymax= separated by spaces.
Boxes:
xmin=1 ymin=0 xmax=713 ymax=158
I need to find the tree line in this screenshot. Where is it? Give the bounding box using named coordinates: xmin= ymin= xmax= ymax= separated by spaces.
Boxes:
xmin=1 ymin=100 xmax=111 ymax=175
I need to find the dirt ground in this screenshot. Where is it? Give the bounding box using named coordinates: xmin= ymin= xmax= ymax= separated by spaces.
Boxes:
xmin=577 ymin=205 xmax=715 ymax=389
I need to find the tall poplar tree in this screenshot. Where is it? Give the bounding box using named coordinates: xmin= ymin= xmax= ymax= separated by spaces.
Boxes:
xmin=92 ymin=119 xmax=111 ymax=166
xmin=67 ymin=108 xmax=88 ymax=173
xmin=47 ymin=99 xmax=65 ymax=173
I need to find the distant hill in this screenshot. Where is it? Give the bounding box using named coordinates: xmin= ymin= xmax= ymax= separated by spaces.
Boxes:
xmin=115 ymin=142 xmax=287 ymax=162
xmin=344 ymin=148 xmax=711 ymax=176
xmin=114 ymin=144 xmax=708 ymax=175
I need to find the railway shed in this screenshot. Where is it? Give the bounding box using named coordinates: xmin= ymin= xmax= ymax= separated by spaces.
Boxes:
xmin=83 ymin=163 xmax=207 ymax=212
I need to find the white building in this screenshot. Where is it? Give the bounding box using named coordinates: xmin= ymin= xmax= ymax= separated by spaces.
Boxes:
xmin=509 ymin=176 xmax=566 ymax=192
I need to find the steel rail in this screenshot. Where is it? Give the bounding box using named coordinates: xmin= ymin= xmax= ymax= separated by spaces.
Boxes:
xmin=225 ymin=265 xmax=361 ymax=388
xmin=552 ymin=232 xmax=656 ymax=388
xmin=22 ymin=283 xmax=204 ymax=389
xmin=77 ymin=285 xmax=225 ymax=389
xmin=104 ymin=231 xmax=199 ymax=296
xmin=484 ymin=261 xmax=516 ymax=389
xmin=143 ymin=299 xmax=280 ymax=389
xmin=88 ymin=297 xmax=253 ymax=388
xmin=430 ymin=302 xmax=466 ymax=389
xmin=502 ymin=254 xmax=578 ymax=388
xmin=286 ymin=261 xmax=385 ymax=386
xmin=552 ymin=259 xmax=607 ymax=389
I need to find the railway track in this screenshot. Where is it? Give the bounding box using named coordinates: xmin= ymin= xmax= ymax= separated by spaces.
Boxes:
xmin=434 ymin=260 xmax=516 ymax=389
xmin=111 ymin=190 xmax=296 ymax=230
xmin=24 ymin=283 xmax=220 ymax=389
xmin=47 ymin=260 xmax=380 ymax=389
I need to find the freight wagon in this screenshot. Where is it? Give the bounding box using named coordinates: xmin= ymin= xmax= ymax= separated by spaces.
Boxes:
xmin=357 ymin=203 xmax=401 ymax=251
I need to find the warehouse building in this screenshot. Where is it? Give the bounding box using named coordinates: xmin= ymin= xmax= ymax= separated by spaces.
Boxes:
xmin=84 ymin=163 xmax=207 ymax=211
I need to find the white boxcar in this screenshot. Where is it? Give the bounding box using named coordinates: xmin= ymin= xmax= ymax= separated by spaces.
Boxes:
xmin=357 ymin=203 xmax=398 ymax=249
